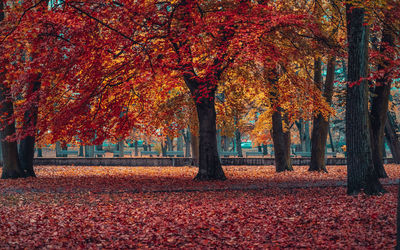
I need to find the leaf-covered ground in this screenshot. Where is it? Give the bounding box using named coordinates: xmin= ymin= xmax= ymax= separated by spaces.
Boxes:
xmin=0 ymin=165 xmax=399 ymax=248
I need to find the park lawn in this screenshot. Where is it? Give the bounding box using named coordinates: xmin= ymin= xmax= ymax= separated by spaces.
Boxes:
xmin=0 ymin=165 xmax=399 ymax=248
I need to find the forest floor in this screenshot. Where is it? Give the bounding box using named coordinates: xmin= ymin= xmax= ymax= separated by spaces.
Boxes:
xmin=0 ymin=165 xmax=399 ymax=248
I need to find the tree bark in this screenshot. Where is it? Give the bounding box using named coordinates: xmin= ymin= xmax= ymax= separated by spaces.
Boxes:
xmin=177 ymin=134 xmax=183 ymax=151
xmin=272 ymin=108 xmax=293 ymax=172
xmin=184 ymin=76 xmax=225 ymax=180
xmin=37 ymin=147 xmax=42 ymax=157
xmin=95 ymin=144 xmax=103 ymax=157
xmin=0 ymin=77 xmax=24 ymax=178
xmin=193 ymin=96 xmax=226 ymax=180
xmin=235 ymin=128 xmax=243 ymax=157
xmin=296 ymin=119 xmax=311 ymax=152
xmin=116 ymin=141 xmax=124 ymax=157
xmin=183 ymin=128 xmax=191 ymax=157
xmin=134 ymin=140 xmax=139 ymax=156
xmin=79 ymin=145 xmax=84 ymax=157
xmin=18 ymin=75 xmax=41 ymax=177
xmin=310 ymin=57 xmax=335 ymax=172
xmin=369 ymin=23 xmax=393 ymax=178
xmin=191 ymin=130 xmax=199 ymax=167
xmin=346 ymin=5 xmax=384 ymax=195
xmin=397 ymin=181 xmax=400 ymax=250
xmin=166 ymin=136 xmax=173 ymax=151
xmin=84 ymin=145 xmax=94 ymax=157
xmin=385 ymin=112 xmax=400 ymax=163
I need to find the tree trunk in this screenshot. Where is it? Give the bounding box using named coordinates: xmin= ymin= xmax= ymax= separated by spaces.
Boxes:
xmin=84 ymin=145 xmax=94 ymax=157
xmin=296 ymin=119 xmax=311 ymax=152
xmin=134 ymin=140 xmax=139 ymax=156
xmin=56 ymin=142 xmax=62 ymax=157
xmin=191 ymin=130 xmax=199 ymax=166
xmin=346 ymin=5 xmax=384 ymax=195
xmin=95 ymin=144 xmax=103 ymax=157
xmin=262 ymin=144 xmax=268 ymax=155
xmin=161 ymin=141 xmax=167 ymax=157
xmin=193 ymin=96 xmax=225 ymax=180
xmin=385 ymin=112 xmax=400 ymax=163
xmin=397 ymin=181 xmax=400 ymax=249
xmin=0 ymin=80 xmax=24 ymax=178
xmin=79 ymin=145 xmax=84 ymax=157
xmin=235 ymin=128 xmax=243 ymax=157
xmin=369 ymin=24 xmax=393 ymax=178
xmin=18 ymin=74 xmax=41 ymax=177
xmin=310 ymin=57 xmax=335 ymax=172
xmin=166 ymin=136 xmax=173 ymax=151
xmin=117 ymin=141 xmax=124 ymax=157
xmin=272 ymin=108 xmax=293 ymax=172
xmin=177 ymin=134 xmax=183 ymax=151
xmin=37 ymin=147 xmax=42 ymax=157
xmin=183 ymin=128 xmax=191 ymax=157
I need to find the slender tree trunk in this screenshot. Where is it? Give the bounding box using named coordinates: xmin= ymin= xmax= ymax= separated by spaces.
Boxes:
xmin=85 ymin=145 xmax=94 ymax=157
xmin=56 ymin=142 xmax=62 ymax=157
xmin=385 ymin=112 xmax=400 ymax=163
xmin=37 ymin=147 xmax=42 ymax=157
xmin=18 ymin=74 xmax=41 ymax=177
xmin=0 ymin=74 xmax=24 ymax=179
xmin=117 ymin=141 xmax=124 ymax=157
xmin=272 ymin=108 xmax=293 ymax=172
xmin=369 ymin=24 xmax=393 ymax=178
xmin=134 ymin=140 xmax=139 ymax=156
xmin=166 ymin=136 xmax=173 ymax=151
xmin=177 ymin=134 xmax=183 ymax=151
xmin=191 ymin=130 xmax=199 ymax=166
xmin=235 ymin=128 xmax=243 ymax=157
xmin=346 ymin=5 xmax=384 ymax=195
xmin=183 ymin=128 xmax=191 ymax=157
xmin=79 ymin=145 xmax=84 ymax=157
xmin=262 ymin=144 xmax=268 ymax=155
xmin=95 ymin=144 xmax=103 ymax=157
xmin=310 ymin=57 xmax=335 ymax=172
xmin=161 ymin=141 xmax=167 ymax=157
xmin=296 ymin=119 xmax=311 ymax=152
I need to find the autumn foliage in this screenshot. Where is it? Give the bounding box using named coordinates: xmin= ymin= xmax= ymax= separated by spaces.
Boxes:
xmin=0 ymin=165 xmax=399 ymax=248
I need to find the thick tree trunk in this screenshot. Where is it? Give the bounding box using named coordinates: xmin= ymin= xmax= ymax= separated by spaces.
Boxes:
xmin=310 ymin=57 xmax=335 ymax=172
xmin=184 ymin=74 xmax=225 ymax=180
xmin=346 ymin=5 xmax=384 ymax=195
xmin=0 ymin=79 xmax=24 ymax=178
xmin=18 ymin=75 xmax=41 ymax=177
xmin=397 ymin=182 xmax=400 ymax=249
xmin=385 ymin=112 xmax=400 ymax=163
xmin=369 ymin=24 xmax=393 ymax=178
xmin=272 ymin=108 xmax=293 ymax=172
xmin=194 ymin=96 xmax=226 ymax=180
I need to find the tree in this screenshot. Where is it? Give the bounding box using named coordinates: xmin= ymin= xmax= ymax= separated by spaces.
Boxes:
xmin=309 ymin=57 xmax=335 ymax=172
xmin=345 ymin=4 xmax=385 ymax=195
